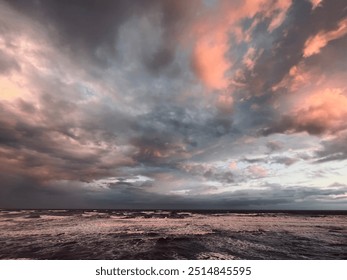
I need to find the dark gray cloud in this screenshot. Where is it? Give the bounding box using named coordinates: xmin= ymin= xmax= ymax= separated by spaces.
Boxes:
xmin=3 ymin=0 xmax=199 ymax=72
xmin=203 ymin=170 xmax=234 ymax=184
xmin=316 ymin=132 xmax=347 ymax=162
xmin=4 ymin=0 xmax=141 ymax=66
xmin=260 ymin=115 xmax=329 ymax=136
xmin=272 ymin=156 xmax=298 ymax=166
xmin=266 ymin=140 xmax=284 ymax=152
xmin=1 ymin=173 xmax=346 ymax=209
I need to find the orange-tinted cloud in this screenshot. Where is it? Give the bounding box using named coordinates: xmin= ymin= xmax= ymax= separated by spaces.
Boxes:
xmin=0 ymin=77 xmax=23 ymax=101
xmin=293 ymin=88 xmax=347 ymax=132
xmin=272 ymin=63 xmax=319 ymax=93
xmin=267 ymin=0 xmax=292 ymax=32
xmin=191 ymin=0 xmax=292 ymax=90
xmin=193 ymin=31 xmax=230 ymax=90
xmin=303 ymin=18 xmax=347 ymax=57
xmin=266 ymin=86 xmax=347 ymax=136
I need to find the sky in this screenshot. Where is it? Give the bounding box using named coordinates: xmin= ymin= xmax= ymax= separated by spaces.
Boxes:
xmin=0 ymin=0 xmax=347 ymax=210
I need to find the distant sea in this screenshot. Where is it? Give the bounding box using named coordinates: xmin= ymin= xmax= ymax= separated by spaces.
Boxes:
xmin=0 ymin=209 xmax=346 ymax=259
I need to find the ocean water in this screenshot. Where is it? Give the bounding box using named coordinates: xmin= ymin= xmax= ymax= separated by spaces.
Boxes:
xmin=0 ymin=209 xmax=346 ymax=260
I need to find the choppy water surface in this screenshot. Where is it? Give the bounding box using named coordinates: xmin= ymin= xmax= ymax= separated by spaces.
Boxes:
xmin=0 ymin=210 xmax=346 ymax=259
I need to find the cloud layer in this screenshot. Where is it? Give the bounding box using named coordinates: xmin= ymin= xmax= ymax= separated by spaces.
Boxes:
xmin=0 ymin=0 xmax=347 ymax=209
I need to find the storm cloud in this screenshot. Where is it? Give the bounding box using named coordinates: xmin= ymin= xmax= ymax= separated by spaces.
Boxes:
xmin=0 ymin=0 xmax=346 ymax=209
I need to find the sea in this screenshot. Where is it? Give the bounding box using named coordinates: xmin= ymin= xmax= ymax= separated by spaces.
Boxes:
xmin=0 ymin=209 xmax=346 ymax=259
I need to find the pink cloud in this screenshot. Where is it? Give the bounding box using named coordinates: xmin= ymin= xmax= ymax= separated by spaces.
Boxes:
xmin=193 ymin=31 xmax=231 ymax=90
xmin=293 ymin=88 xmax=347 ymax=133
xmin=229 ymin=161 xmax=238 ymax=170
xmin=0 ymin=77 xmax=23 ymax=101
xmin=267 ymin=0 xmax=292 ymax=32
xmin=248 ymin=165 xmax=268 ymax=177
xmin=190 ymin=0 xmax=292 ymax=90
xmin=303 ymin=18 xmax=347 ymax=57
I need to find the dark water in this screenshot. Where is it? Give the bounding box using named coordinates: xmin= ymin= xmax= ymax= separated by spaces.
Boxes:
xmin=0 ymin=209 xmax=346 ymax=260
